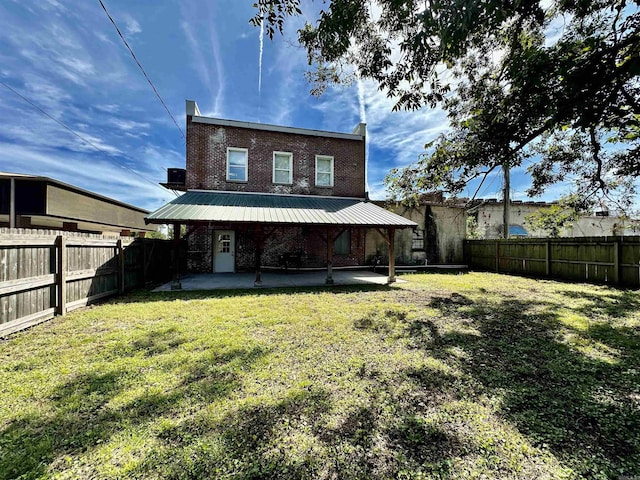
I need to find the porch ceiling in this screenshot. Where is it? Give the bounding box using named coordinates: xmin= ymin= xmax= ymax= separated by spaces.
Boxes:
xmin=146 ymin=190 xmax=417 ymax=228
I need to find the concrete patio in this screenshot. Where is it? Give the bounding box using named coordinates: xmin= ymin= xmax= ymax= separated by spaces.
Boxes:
xmin=153 ymin=270 xmax=405 ymax=292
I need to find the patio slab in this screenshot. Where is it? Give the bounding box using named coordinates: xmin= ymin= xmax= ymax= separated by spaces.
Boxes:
xmin=153 ymin=270 xmax=405 ymax=291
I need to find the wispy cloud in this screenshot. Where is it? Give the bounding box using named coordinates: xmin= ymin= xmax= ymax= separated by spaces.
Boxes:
xmin=0 ymin=142 xmax=172 ymax=210
xmin=251 ymin=18 xmax=310 ymax=126
xmin=241 ymin=1 xmax=326 ymax=127
xmin=356 ymin=78 xmax=367 ymax=125
xmin=0 ymin=104 xmax=119 ymax=156
xmin=310 ymin=76 xmax=450 ymax=198
xmin=123 ymin=16 xmax=141 ymax=37
xmin=0 ymin=1 xmax=185 ymax=211
xmin=181 ymin=22 xmax=216 ymax=114
xmin=180 ymin=3 xmax=225 ymax=116
xmin=109 ymin=118 xmax=151 ymax=132
xmin=258 ymin=15 xmax=264 ymax=97
xmin=356 ymin=77 xmax=371 ymax=192
xmin=207 ymin=8 xmax=225 ymax=117
xmin=95 ymin=104 xmax=120 ymax=114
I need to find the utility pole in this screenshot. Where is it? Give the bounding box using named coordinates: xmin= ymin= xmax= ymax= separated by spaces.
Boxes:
xmin=503 ymin=161 xmax=510 ymax=239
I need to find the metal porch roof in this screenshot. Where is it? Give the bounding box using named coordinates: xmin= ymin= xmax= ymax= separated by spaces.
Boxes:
xmin=146 ymin=191 xmax=417 ymax=228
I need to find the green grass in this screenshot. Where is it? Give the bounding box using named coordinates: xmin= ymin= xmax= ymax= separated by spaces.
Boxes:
xmin=1 ymin=272 xmax=639 ymax=479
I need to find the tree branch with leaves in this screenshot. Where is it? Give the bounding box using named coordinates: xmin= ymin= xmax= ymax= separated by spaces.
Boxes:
xmin=254 ymin=0 xmax=640 ymax=211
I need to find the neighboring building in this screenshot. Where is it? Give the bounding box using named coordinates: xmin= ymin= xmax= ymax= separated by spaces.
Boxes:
xmin=366 ymin=194 xmax=467 ymax=265
xmin=0 ymin=172 xmax=155 ymax=236
xmin=469 ymin=199 xmax=639 ymax=238
xmin=565 ymin=213 xmax=640 ymax=237
xmin=146 ymin=100 xmax=416 ymax=285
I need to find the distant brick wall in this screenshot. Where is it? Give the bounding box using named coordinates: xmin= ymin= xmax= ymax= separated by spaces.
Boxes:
xmin=186 ymin=118 xmax=366 ymax=198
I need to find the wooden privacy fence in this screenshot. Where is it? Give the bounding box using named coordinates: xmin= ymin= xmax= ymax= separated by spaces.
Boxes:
xmin=0 ymin=230 xmax=180 ymax=337
xmin=465 ymin=236 xmax=640 ymax=288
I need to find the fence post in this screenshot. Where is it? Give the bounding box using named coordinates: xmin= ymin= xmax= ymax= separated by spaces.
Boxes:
xmin=613 ymin=241 xmax=620 ymax=284
xmin=142 ymin=239 xmax=147 ymax=288
xmin=545 ymin=240 xmax=551 ymax=277
xmin=117 ymin=239 xmax=125 ymax=293
xmin=56 ymin=235 xmax=67 ymax=316
xmin=463 ymin=240 xmax=467 ymax=265
xmin=495 ymin=241 xmax=500 ymax=273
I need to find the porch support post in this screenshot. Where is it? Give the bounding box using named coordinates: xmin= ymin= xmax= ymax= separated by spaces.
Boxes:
xmin=326 ymin=227 xmax=334 ymax=285
xmin=171 ymin=222 xmax=182 ymax=290
xmin=254 ymin=225 xmax=264 ymax=287
xmin=387 ymin=227 xmax=396 ymax=283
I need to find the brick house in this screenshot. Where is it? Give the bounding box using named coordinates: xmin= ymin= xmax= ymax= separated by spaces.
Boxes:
xmin=146 ymin=100 xmax=416 ymax=287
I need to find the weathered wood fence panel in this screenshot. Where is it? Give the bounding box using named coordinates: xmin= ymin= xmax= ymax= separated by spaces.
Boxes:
xmin=465 ymin=236 xmax=640 ymax=288
xmin=0 ymin=229 xmax=179 ymax=337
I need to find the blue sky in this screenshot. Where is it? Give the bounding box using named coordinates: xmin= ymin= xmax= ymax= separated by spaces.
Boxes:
xmin=0 ymin=0 xmax=568 ymax=212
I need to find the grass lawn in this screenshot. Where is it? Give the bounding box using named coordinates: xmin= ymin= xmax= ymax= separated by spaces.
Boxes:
xmin=0 ymin=272 xmax=639 ymax=479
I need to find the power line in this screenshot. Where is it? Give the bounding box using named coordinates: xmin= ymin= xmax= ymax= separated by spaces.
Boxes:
xmin=0 ymin=81 xmax=176 ymax=197
xmin=478 ymin=170 xmax=500 ymax=198
xmin=98 ymin=0 xmax=186 ymax=140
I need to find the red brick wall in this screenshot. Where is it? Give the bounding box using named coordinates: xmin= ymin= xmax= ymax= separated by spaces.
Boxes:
xmin=187 ymin=225 xmax=367 ymax=273
xmin=186 ymin=118 xmax=366 ymax=198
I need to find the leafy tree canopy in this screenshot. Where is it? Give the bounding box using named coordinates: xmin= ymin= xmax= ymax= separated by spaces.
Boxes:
xmin=253 ymin=0 xmax=640 ymax=211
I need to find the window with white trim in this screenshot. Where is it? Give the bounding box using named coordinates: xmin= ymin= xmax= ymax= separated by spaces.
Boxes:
xmin=227 ymin=147 xmax=248 ymax=182
xmin=273 ymin=152 xmax=293 ymax=184
xmin=315 ymin=155 xmax=334 ymax=187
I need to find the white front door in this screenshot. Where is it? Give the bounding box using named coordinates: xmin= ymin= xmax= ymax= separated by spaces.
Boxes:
xmin=214 ymin=230 xmax=235 ymax=272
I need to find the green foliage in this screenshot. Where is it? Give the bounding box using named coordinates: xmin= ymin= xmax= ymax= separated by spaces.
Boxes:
xmin=1 ymin=275 xmax=639 ymax=478
xmin=466 ymin=215 xmax=482 ymax=239
xmin=254 ymin=0 xmax=640 ymax=210
xmin=524 ymin=195 xmax=585 ymax=237
xmin=144 ymin=229 xmax=168 ymax=240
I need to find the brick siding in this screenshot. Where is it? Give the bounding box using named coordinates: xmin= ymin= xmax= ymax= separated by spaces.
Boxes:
xmin=187 ymin=225 xmax=367 ymax=273
xmin=184 ymin=114 xmax=368 ymax=273
xmin=186 ymin=117 xmax=366 ymax=198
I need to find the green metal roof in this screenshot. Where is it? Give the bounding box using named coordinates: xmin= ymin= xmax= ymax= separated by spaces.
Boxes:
xmin=146 ymin=191 xmax=417 ymax=228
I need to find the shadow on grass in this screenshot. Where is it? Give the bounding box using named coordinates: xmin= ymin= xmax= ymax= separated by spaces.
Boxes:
xmin=402 ymin=292 xmax=640 ymax=478
xmin=132 ymin=386 xmax=335 ymax=479
xmin=560 ymin=288 xmax=640 ymax=318
xmin=5 ymin=279 xmax=638 ymax=478
xmin=0 ymin=345 xmax=268 ymax=480
xmin=106 ymin=283 xmax=393 ymax=306
xmin=130 ymin=383 xmax=465 ymax=480
xmin=107 ymin=326 xmax=189 ymax=358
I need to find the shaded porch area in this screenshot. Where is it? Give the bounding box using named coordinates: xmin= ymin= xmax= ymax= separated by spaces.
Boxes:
xmin=145 ymin=190 xmax=418 ymax=289
xmin=152 ymin=270 xmax=404 ymax=291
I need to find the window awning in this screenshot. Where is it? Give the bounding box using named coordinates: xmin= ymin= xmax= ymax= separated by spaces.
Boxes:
xmin=146 ymin=190 xmax=417 ymax=228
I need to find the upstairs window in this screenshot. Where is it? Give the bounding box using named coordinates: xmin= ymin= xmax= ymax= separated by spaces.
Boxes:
xmin=273 ymin=152 xmax=293 ymax=184
xmin=227 ymin=147 xmax=248 ymax=182
xmin=315 ymin=155 xmax=334 ymax=187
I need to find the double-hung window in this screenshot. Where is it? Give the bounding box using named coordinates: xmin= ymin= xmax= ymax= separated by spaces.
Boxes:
xmin=227 ymin=147 xmax=248 ymax=182
xmin=273 ymin=152 xmax=293 ymax=184
xmin=315 ymin=155 xmax=334 ymax=187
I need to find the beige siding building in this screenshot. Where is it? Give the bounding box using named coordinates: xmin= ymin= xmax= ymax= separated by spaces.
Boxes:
xmin=0 ymin=172 xmax=155 ymax=236
xmin=366 ymin=200 xmax=467 ymax=265
xmin=470 ymin=199 xmax=639 ymax=238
